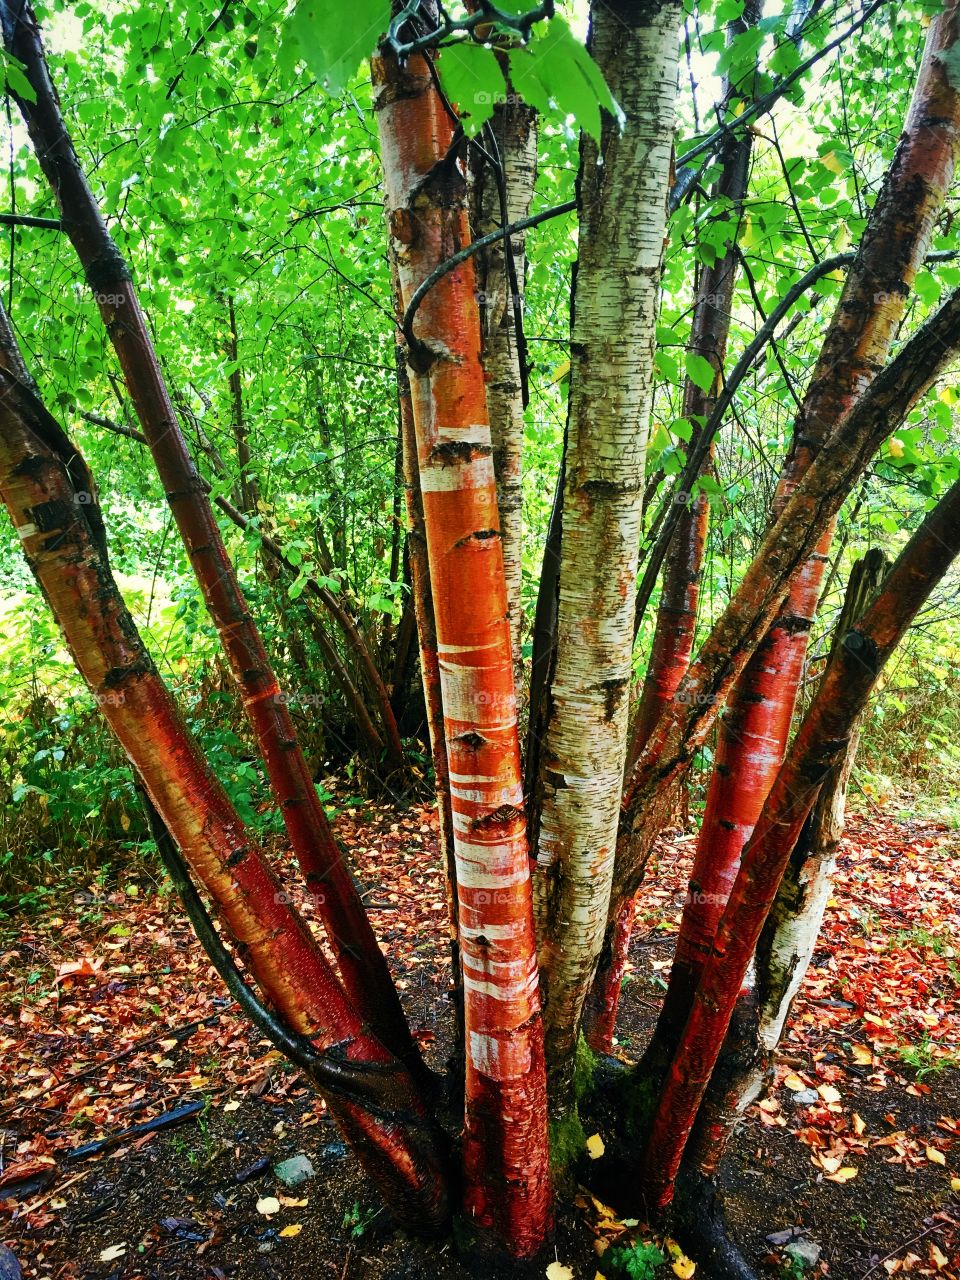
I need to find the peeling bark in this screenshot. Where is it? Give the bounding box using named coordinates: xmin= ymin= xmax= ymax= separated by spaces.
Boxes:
xmin=1 ymin=0 xmax=418 ymax=1071
xmin=638 ymin=479 xmax=960 ymax=1208
xmin=614 ymin=284 xmax=960 ymax=910
xmin=687 ymin=548 xmax=887 ymax=1178
xmin=372 ymin=38 xmax=550 ymax=1256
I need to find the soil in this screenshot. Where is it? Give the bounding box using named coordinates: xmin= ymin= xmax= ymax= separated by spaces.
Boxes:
xmin=1 ymin=800 xmax=958 ymax=1279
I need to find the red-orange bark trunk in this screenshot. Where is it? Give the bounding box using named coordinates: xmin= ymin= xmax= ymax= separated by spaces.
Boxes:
xmin=645 ymin=0 xmax=960 ymax=1069
xmin=0 ymin=353 xmax=448 ymax=1231
xmin=372 ymin=38 xmax=550 ymax=1257
xmin=615 ymin=284 xmax=960 ymax=906
xmin=639 ymin=475 xmax=960 ymax=1209
xmin=0 ymin=0 xmax=418 ymax=1076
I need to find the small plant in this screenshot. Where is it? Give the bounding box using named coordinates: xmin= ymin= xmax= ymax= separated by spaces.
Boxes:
xmin=602 ymin=1240 xmax=667 ymax=1279
xmin=341 ymin=1201 xmax=379 ymax=1240
xmin=898 ymin=1034 xmax=960 ymax=1078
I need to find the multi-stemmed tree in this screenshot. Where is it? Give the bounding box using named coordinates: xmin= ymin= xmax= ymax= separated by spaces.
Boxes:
xmin=1 ymin=0 xmax=959 ymax=1272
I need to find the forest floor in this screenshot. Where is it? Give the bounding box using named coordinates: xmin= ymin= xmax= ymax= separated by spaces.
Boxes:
xmin=1 ymin=798 xmax=959 ymax=1279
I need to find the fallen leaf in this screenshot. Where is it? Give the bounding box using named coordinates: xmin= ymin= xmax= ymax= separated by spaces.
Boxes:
xmin=546 ymin=1265 xmax=574 ymax=1280
xmin=223 ymin=1100 xmax=240 ymax=1112
xmin=586 ymin=1133 xmax=605 ymax=1160
xmin=99 ymin=1244 xmax=127 ymax=1262
xmin=926 ymin=1146 xmax=946 ymax=1166
xmin=825 ymin=1167 xmax=858 ymax=1183
xmin=818 ymin=1084 xmax=842 ymax=1105
xmin=256 ymin=1196 xmax=281 ymax=1217
xmin=783 ymin=1073 xmax=807 ymax=1092
xmin=279 ymin=1224 xmax=303 ymax=1238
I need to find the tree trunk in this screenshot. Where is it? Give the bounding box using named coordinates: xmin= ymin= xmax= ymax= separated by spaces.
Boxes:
xmin=1 ymin=0 xmax=422 ymax=1070
xmin=372 ymin=36 xmax=550 ymax=1256
xmin=687 ymin=547 xmax=887 ymax=1178
xmin=0 ymin=345 xmax=449 ymax=1232
xmin=471 ymin=91 xmax=538 ymax=666
xmin=638 ymin=479 xmax=960 ymax=1208
xmin=395 ymin=330 xmax=463 ymax=1084
xmin=585 ymin=2 xmax=762 ymax=1053
xmin=639 ymin=0 xmax=960 ymax=1076
xmin=532 ymin=0 xmax=680 ymax=1112
xmin=614 ymin=286 xmax=960 ymax=911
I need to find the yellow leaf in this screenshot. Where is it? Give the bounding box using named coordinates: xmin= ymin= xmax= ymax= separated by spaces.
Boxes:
xmin=930 ymin=1242 xmax=948 ymax=1268
xmin=888 ymin=438 xmax=905 ymax=459
xmin=825 ymin=1166 xmax=858 ymax=1183
xmin=546 ymin=1265 xmax=575 ymax=1280
xmin=783 ymin=1073 xmax=807 ymax=1092
xmin=851 ymin=1045 xmax=873 ymax=1066
xmin=256 ymin=1196 xmax=281 ymax=1217
xmin=821 ymin=150 xmax=843 ymax=174
xmin=950 ymin=1176 xmax=960 ymax=1192
xmin=586 ymin=1133 xmax=606 ymax=1160
xmin=853 ymin=1114 xmax=866 ymax=1136
xmin=926 ymin=1146 xmax=947 ymax=1166
xmin=99 ymin=1245 xmax=127 ymax=1262
xmin=818 ymin=1084 xmax=841 ymax=1104
xmin=673 ymin=1257 xmax=697 ymax=1277
xmin=279 ymin=1224 xmax=303 ymax=1238
xmin=223 ymin=1100 xmax=240 ymax=1112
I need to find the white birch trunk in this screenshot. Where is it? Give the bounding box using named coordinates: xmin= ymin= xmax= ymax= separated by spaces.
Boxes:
xmin=473 ymin=96 xmax=538 ymax=665
xmin=534 ymin=0 xmax=681 ymax=1106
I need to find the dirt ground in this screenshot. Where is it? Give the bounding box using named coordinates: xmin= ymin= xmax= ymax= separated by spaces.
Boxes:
xmin=1 ymin=799 xmax=958 ymax=1278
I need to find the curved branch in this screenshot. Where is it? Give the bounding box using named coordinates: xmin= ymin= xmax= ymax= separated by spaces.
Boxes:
xmin=141 ymin=787 xmax=433 ymax=1120
xmin=633 ymin=247 xmax=958 ymax=633
xmin=401 ymin=198 xmax=575 ymax=369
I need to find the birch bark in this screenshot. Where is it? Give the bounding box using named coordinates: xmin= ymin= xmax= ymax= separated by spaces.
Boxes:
xmin=472 ymin=95 xmax=538 ymax=663
xmin=534 ymin=0 xmax=681 ymax=1107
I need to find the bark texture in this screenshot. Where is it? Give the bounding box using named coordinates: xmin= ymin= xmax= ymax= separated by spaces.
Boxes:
xmin=639 ymin=478 xmax=960 ymax=1208
xmin=372 ymin=41 xmax=550 ymax=1256
xmin=0 ymin=349 xmax=448 ymax=1232
xmin=533 ymin=0 xmax=681 ymax=1108
xmin=614 ymin=286 xmax=960 ymax=909
xmin=641 ymin=0 xmax=960 ymax=1073
xmin=1 ymin=0 xmax=418 ymax=1073
xmin=471 ymin=93 xmax=538 ymax=664
xmin=586 ymin=2 xmax=762 ymax=1053
xmin=688 ymin=548 xmax=887 ymax=1177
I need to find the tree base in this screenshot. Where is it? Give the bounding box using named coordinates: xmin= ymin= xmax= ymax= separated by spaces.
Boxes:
xmin=671 ymin=1167 xmax=758 ymax=1280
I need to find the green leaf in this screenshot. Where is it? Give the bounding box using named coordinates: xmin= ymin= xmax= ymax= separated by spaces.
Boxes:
xmin=507 ymin=17 xmax=618 ymax=140
xmin=685 ymin=352 xmax=716 ymax=393
xmin=2 ymin=51 xmax=37 ymax=104
xmin=289 ymin=0 xmax=390 ymax=94
xmin=436 ymin=42 xmax=504 ymax=136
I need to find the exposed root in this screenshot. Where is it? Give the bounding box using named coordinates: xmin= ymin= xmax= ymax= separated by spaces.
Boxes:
xmin=672 ymin=1167 xmax=758 ymax=1280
